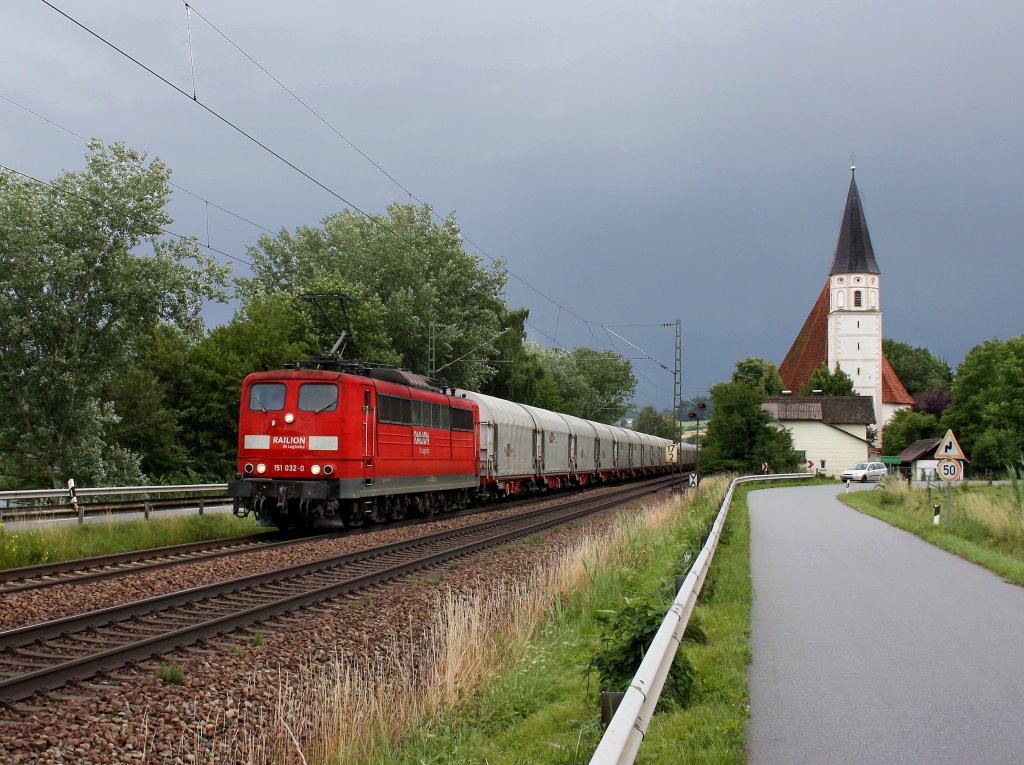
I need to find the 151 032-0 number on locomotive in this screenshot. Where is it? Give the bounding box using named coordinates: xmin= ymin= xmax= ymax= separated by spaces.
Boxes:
xmin=227 ymin=363 xmax=693 ymax=530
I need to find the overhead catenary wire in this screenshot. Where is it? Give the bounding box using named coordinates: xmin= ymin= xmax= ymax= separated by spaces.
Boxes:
xmin=37 ymin=0 xmax=422 ymax=257
xmin=180 ymin=1 xmax=610 ymax=342
xmin=36 ymin=0 xmax=670 ymax=377
xmin=0 ymin=161 xmax=254 ymax=268
xmin=0 ymin=93 xmax=279 ymax=240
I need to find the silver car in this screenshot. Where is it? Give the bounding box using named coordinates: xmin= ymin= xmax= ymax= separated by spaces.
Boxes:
xmin=840 ymin=461 xmax=888 ymax=482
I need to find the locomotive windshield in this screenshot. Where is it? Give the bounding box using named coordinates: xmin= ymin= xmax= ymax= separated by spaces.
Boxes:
xmin=298 ymin=383 xmax=338 ymax=413
xmin=249 ymin=383 xmax=286 ymax=412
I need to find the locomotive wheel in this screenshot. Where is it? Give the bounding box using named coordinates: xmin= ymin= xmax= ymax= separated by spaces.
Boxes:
xmin=368 ymin=498 xmax=388 ymax=524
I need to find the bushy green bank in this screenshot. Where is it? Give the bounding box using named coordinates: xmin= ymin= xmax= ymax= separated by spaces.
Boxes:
xmin=362 ymin=478 xmax=758 ymax=765
xmin=840 ymin=480 xmax=1024 ymax=584
xmin=0 ymin=513 xmax=264 ymax=570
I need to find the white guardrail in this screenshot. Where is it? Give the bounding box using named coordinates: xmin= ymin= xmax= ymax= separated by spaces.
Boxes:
xmin=0 ymin=483 xmax=229 ymax=523
xmin=589 ymin=472 xmax=815 ymax=765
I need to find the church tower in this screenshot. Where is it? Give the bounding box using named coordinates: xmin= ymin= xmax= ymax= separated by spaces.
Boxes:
xmin=779 ymin=167 xmax=914 ymax=430
xmin=827 ymin=166 xmax=884 ymax=421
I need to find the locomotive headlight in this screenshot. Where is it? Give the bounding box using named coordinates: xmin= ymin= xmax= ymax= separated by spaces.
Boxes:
xmin=244 ymin=463 xmax=254 ymax=474
xmin=256 ymin=463 xmax=267 ymax=474
xmin=323 ymin=464 xmax=334 ymax=476
xmin=310 ymin=464 xmax=321 ymax=475
xmin=284 ymin=412 xmax=295 ymax=424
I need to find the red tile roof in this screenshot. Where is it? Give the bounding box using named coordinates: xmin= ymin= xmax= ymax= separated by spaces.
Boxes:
xmin=779 ymin=281 xmax=829 ymax=394
xmin=882 ymin=355 xmax=915 ymax=405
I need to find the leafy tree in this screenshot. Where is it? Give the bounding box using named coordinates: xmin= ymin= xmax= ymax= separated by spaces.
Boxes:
xmin=881 ymin=409 xmax=942 ymax=456
xmin=537 ymin=346 xmax=636 ymax=424
xmin=479 ymin=310 xmax=549 ymax=404
xmin=970 ymin=428 xmax=1019 ymax=472
xmin=699 ymin=381 xmax=800 ymax=474
xmin=239 ymin=202 xmax=508 ymax=390
xmin=883 ymin=339 xmax=952 ymax=395
xmin=633 ymin=405 xmax=677 ymax=439
xmin=799 ymin=364 xmax=856 ymax=396
xmin=0 ymin=142 xmax=228 ymax=487
xmin=913 ymin=388 xmax=953 ymax=417
xmin=105 ymin=325 xmax=193 ymax=481
xmin=943 ymin=337 xmax=1024 ymax=465
xmin=732 ymin=357 xmax=783 ymax=396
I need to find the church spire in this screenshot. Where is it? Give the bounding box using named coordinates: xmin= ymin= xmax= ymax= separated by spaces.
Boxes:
xmin=828 ymin=168 xmax=880 ymax=276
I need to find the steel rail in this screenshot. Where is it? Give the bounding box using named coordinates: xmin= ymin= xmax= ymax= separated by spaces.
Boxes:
xmin=0 ymin=476 xmax=677 ymax=704
xmin=0 ymin=531 xmax=313 ymax=594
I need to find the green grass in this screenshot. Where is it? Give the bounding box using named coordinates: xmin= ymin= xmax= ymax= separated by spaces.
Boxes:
xmin=0 ymin=512 xmax=266 ymax=570
xmin=840 ymin=482 xmax=1024 ymax=585
xmin=358 ymin=478 xmax=761 ymax=765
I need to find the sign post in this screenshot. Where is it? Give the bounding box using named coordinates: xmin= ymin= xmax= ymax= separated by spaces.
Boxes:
xmin=935 ymin=429 xmax=965 ymax=528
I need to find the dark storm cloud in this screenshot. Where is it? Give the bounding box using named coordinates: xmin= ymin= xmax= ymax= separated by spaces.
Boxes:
xmin=3 ymin=0 xmax=1021 ymax=410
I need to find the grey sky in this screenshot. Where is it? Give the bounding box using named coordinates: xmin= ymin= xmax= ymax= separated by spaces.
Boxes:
xmin=3 ymin=1 xmax=1021 ymax=411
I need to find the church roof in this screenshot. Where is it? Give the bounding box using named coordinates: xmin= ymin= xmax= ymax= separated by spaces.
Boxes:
xmin=882 ymin=356 xmax=916 ymax=405
xmin=829 ymin=171 xmax=880 ymax=276
xmin=778 ymin=281 xmax=830 ymax=393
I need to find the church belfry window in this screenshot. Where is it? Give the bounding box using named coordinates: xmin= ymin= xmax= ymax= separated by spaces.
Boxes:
xmin=854 ymin=290 xmax=863 ymax=307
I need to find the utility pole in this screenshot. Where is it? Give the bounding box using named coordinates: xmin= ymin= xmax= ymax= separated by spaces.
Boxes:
xmin=672 ymin=319 xmax=682 ymax=491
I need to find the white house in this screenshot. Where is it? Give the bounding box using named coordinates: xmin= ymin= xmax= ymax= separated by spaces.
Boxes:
xmin=762 ymin=396 xmax=876 ymax=477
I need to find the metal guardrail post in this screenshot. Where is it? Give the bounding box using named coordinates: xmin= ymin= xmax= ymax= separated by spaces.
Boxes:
xmin=198 ymin=498 xmax=205 ymax=516
xmin=589 ymin=472 xmax=814 ymax=765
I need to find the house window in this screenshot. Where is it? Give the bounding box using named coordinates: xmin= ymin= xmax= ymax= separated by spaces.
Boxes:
xmin=854 ymin=290 xmax=863 ymax=307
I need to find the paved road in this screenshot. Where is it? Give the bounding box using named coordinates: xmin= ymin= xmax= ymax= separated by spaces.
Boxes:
xmin=748 ymin=484 xmax=1024 ymax=765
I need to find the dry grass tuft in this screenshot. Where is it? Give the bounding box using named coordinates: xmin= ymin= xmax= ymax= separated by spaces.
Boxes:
xmin=232 ymin=487 xmax=715 ymax=764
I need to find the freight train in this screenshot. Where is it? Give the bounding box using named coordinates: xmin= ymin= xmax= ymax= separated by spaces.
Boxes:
xmin=228 ymin=362 xmax=697 ymax=530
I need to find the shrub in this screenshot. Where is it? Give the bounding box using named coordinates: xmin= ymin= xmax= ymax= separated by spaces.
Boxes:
xmin=590 ymin=595 xmax=696 ymax=708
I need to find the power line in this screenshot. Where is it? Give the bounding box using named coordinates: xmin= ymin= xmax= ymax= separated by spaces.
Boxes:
xmin=0 ymin=161 xmax=254 ymax=267
xmin=37 ymin=0 xmax=656 ymax=355
xmin=1 ymin=93 xmax=278 ymax=240
xmin=37 ymin=0 xmax=422 ymax=255
xmin=181 ymin=1 xmax=608 ymax=339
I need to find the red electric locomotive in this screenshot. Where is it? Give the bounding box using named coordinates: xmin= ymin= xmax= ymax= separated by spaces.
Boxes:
xmin=228 ymin=364 xmax=479 ymax=529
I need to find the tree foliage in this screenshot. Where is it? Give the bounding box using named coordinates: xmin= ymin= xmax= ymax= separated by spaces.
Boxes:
xmin=799 ymin=364 xmax=856 ymax=396
xmin=239 ymin=202 xmax=508 ymax=390
xmin=881 ymin=409 xmax=942 ymax=456
xmin=536 ymin=346 xmax=636 ymax=424
xmin=699 ymin=381 xmax=800 ymax=474
xmin=942 ymin=336 xmax=1024 ymax=468
xmin=732 ymin=357 xmax=784 ymax=396
xmin=633 ymin=405 xmax=677 ymax=439
xmin=883 ymin=339 xmax=952 ymax=395
xmin=0 ymin=143 xmax=228 ymax=487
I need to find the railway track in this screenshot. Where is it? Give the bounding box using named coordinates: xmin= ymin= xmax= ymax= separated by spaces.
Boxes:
xmin=0 ymin=475 xmax=676 ymax=704
xmin=0 ymin=532 xmax=319 ymax=595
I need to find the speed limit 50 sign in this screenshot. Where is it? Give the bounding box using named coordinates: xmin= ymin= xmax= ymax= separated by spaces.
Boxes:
xmin=937 ymin=458 xmax=963 ymax=482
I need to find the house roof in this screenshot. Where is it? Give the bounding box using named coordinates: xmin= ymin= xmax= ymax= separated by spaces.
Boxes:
xmin=778 ymin=281 xmax=830 ymax=394
xmin=829 ymin=171 xmax=880 ymax=276
xmin=763 ymin=396 xmax=876 ymax=425
xmin=898 ymin=438 xmax=942 ymax=463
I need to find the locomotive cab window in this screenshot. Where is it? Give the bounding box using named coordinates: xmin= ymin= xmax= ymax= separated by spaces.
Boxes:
xmin=298 ymin=383 xmax=338 ymax=413
xmin=451 ymin=406 xmax=474 ymax=432
xmin=249 ymin=382 xmax=286 ymax=412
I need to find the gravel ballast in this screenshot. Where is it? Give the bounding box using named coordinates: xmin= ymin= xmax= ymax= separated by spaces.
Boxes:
xmin=0 ymin=489 xmax=671 ymax=764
